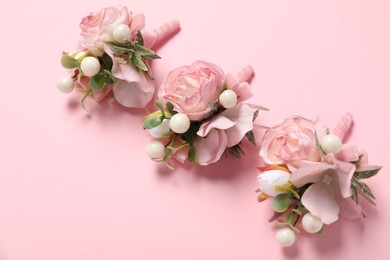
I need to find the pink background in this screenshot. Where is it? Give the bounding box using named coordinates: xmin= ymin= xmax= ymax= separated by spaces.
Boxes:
xmin=0 ymin=0 xmax=389 ymax=259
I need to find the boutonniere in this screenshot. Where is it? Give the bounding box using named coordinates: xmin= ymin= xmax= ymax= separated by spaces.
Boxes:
xmin=57 ymin=6 xmax=180 ymax=109
xmin=257 ymin=113 xmax=381 ymax=247
xmin=144 ymin=60 xmax=267 ymax=169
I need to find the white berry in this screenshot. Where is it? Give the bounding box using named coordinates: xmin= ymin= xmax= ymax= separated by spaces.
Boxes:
xmin=276 ymin=227 xmax=296 ymax=247
xmin=146 ymin=140 xmax=165 ymax=159
xmin=321 ymin=134 xmax=342 ymax=154
xmin=219 ymin=89 xmax=237 ymax=109
xmin=302 ymin=213 xmax=323 ymax=234
xmin=169 ymin=113 xmax=190 ymax=134
xmin=80 ymin=57 xmax=101 ymax=77
xmin=113 ymin=24 xmax=132 ymax=43
xmin=57 ymin=76 xmax=74 ymax=93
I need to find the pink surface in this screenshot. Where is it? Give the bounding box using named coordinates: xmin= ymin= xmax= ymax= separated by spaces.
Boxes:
xmin=0 ymin=0 xmax=389 ymax=259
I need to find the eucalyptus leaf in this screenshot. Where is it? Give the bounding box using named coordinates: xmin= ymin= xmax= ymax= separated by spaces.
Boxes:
xmin=60 ymin=55 xmax=80 ymax=69
xmin=228 ymin=144 xmax=245 ymax=158
xmin=89 ymin=74 xmax=105 ymax=91
xmin=144 ymin=53 xmax=161 ymax=59
xmin=253 ymin=110 xmax=259 ymax=122
xmin=351 ymin=178 xmax=376 ymax=200
xmin=354 ymin=168 xmax=381 ymax=180
xmin=134 ymin=44 xmax=157 ymax=56
xmin=136 ymin=30 xmax=144 ymax=46
xmin=272 ymin=193 xmax=292 ymax=213
xmin=132 ymin=54 xmax=148 ymax=71
xmin=245 ymin=131 xmax=256 ymax=146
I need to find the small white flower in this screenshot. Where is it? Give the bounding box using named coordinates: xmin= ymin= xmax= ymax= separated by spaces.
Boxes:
xmin=257 ymin=170 xmax=290 ymax=197
xmin=147 ymin=119 xmax=171 ymax=138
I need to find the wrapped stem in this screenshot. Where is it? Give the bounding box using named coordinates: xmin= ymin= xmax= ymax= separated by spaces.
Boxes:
xmin=147 ymin=20 xmax=180 ymax=48
xmin=236 ymin=65 xmax=254 ymax=83
xmin=333 ymin=113 xmax=353 ymax=140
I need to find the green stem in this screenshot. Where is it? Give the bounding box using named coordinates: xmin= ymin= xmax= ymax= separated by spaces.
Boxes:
xmin=81 ymin=89 xmax=93 ymax=110
xmin=175 ymin=143 xmax=190 ymax=153
xmin=163 ymin=134 xmax=177 ymax=162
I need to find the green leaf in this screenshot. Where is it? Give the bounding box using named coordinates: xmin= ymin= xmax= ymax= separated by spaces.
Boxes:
xmin=89 ymin=74 xmax=105 ymax=91
xmin=155 ymin=100 xmax=165 ymax=118
xmin=272 ymin=193 xmax=292 ymax=213
xmin=101 ymin=53 xmax=113 ymax=70
xmin=351 ymin=178 xmax=376 ymax=200
xmin=155 ymin=100 xmax=164 ymax=111
xmin=354 ymin=168 xmax=381 ymax=180
xmin=181 ymin=122 xmax=201 ymax=144
xmin=132 ymin=54 xmax=148 ymax=71
xmin=166 ymin=102 xmax=176 ymax=115
xmin=103 ymin=70 xmax=116 ymax=85
xmin=144 ymin=53 xmax=161 ymax=59
xmin=136 ymin=30 xmax=144 ymax=46
xmin=60 ymin=55 xmax=80 ymax=69
xmin=143 ymin=116 xmax=163 ymax=130
xmin=351 ymin=186 xmax=359 ymax=204
xmin=134 ymin=44 xmax=160 ymax=58
xmin=188 ymin=145 xmax=197 ymax=164
xmin=105 ymin=41 xmax=134 ymax=54
xmin=245 ymin=130 xmax=256 ymax=146
xmin=228 ymin=144 xmax=245 ymax=158
xmin=253 ymin=110 xmax=259 ymax=122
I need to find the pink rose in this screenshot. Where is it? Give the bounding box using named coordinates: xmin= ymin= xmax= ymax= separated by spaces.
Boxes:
xmin=259 ymin=116 xmax=321 ymax=165
xmin=80 ymin=6 xmax=145 ymax=56
xmin=158 ymin=60 xmax=225 ymax=121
